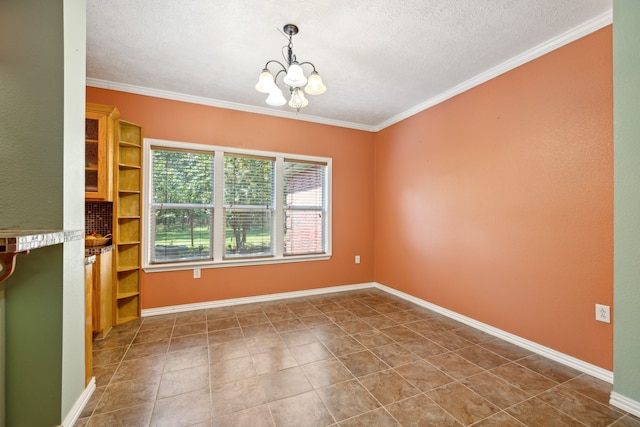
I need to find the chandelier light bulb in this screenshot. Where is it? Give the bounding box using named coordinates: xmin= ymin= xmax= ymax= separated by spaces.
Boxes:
xmin=283 ymin=63 xmax=307 ymax=88
xmin=266 ymin=87 xmax=287 ymax=106
xmin=288 ymin=87 xmax=309 ymax=111
xmin=255 ymin=69 xmax=276 ymax=93
xmin=304 ymin=71 xmax=326 ymax=95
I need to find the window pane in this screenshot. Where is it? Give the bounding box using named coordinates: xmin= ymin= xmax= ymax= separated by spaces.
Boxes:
xmin=224 ymin=209 xmax=272 ymax=258
xmin=153 ymin=208 xmax=212 ymax=262
xmin=224 ymin=155 xmax=273 ymax=206
xmin=153 ymin=150 xmax=213 ymax=204
xmin=283 ymin=162 xmax=325 ymax=207
xmin=283 ymin=161 xmax=326 ymax=255
xmin=284 ymin=210 xmax=324 ymax=255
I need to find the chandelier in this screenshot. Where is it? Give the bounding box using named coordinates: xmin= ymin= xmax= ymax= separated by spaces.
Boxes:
xmin=255 ymin=24 xmax=326 ymax=112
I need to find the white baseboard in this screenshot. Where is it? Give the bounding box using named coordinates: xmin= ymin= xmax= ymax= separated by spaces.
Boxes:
xmin=60 ymin=377 xmax=95 ymax=427
xmin=610 ymin=392 xmax=640 ymax=418
xmin=372 ymin=283 xmax=614 ymax=384
xmin=141 ymin=282 xmax=376 ymax=317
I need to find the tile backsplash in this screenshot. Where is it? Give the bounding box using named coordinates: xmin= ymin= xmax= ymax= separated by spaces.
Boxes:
xmin=85 ymin=202 xmax=113 ymax=236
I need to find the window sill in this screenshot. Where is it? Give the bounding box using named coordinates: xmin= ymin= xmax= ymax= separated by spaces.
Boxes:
xmin=143 ymin=253 xmax=331 ymax=273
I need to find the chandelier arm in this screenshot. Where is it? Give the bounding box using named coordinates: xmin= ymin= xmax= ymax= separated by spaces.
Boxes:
xmin=297 ymin=61 xmax=318 ymax=72
xmin=263 ymin=60 xmax=287 ymax=73
xmin=274 ymin=69 xmax=287 ymax=87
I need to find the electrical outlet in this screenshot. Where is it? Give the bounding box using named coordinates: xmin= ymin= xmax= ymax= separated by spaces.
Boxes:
xmin=193 ymin=268 xmax=201 ymax=279
xmin=595 ymin=304 xmax=610 ymax=323
xmin=355 ymin=255 xmax=360 ymax=264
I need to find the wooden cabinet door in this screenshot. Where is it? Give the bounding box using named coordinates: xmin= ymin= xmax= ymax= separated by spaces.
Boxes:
xmin=85 ymin=104 xmax=120 ymax=201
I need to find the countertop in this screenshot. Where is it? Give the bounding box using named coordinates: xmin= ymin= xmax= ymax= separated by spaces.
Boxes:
xmin=85 ymin=244 xmax=114 ymax=257
xmin=0 ymin=229 xmax=84 ymax=253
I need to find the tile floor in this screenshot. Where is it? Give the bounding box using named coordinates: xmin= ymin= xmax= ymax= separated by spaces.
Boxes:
xmin=76 ymin=289 xmax=639 ymax=427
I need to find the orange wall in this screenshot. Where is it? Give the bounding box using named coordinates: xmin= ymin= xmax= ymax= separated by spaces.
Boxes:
xmin=374 ymin=27 xmax=613 ymax=369
xmin=86 ymin=88 xmax=376 ymax=308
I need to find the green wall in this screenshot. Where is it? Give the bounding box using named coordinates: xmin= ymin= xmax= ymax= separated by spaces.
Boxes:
xmin=613 ymin=0 xmax=640 ymax=407
xmin=0 ymin=0 xmax=86 ymax=425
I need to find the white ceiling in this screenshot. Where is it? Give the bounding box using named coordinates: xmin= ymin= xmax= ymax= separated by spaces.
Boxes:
xmin=86 ymin=0 xmax=612 ymax=132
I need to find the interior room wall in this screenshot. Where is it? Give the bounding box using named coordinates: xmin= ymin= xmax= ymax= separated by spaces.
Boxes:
xmin=1 ymin=0 xmax=86 ymax=425
xmin=613 ymin=0 xmax=640 ymax=406
xmin=86 ymin=87 xmax=376 ymax=308
xmin=373 ymin=27 xmax=613 ymax=369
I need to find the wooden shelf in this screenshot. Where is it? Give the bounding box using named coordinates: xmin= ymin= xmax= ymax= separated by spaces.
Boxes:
xmin=116 ymin=291 xmax=140 ymax=300
xmin=114 ymin=316 xmax=139 ymax=326
xmin=119 ymin=141 xmax=141 ymax=147
xmin=112 ymin=119 xmax=143 ymax=325
xmin=116 ymin=265 xmax=139 ymax=273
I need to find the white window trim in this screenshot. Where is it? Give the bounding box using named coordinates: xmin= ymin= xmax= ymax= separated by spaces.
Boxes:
xmin=142 ymin=138 xmax=332 ymax=272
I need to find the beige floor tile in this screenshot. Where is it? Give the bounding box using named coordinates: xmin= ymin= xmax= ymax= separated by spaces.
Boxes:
xmin=339 ymin=408 xmax=400 ymax=426
xmin=259 ymin=366 xmax=313 ymax=402
xmin=95 ymin=375 xmax=161 ymax=414
xmin=490 ymin=362 xmax=558 ymax=395
xmin=164 ymin=346 xmax=209 ymax=372
xmin=371 ymin=343 xmax=421 ymax=367
xmin=516 ymin=354 xmax=582 ymax=383
xmin=211 ymin=376 xmax=266 ymax=417
xmin=86 ymin=402 xmax=154 ymax=427
xmin=359 ymin=369 xmax=420 ymax=405
xmin=455 ymin=345 xmax=510 ymax=370
xmin=426 ymin=352 xmax=484 ymax=380
xmin=172 ymin=321 xmax=207 ymax=337
xmin=301 ymin=357 xmax=354 ymax=388
xmin=506 ymin=398 xmax=584 ymax=426
xmin=386 ymin=393 xmax=461 ymax=426
xmin=563 ymin=373 xmax=614 ymax=405
xmin=317 ymin=379 xmax=380 ymax=422
xmin=111 ymin=354 xmax=166 ymax=383
xmin=210 ymin=355 xmax=257 ymax=384
xmin=461 ymin=371 xmax=531 ymax=409
xmin=426 ymin=381 xmax=500 ymax=425
xmin=394 ymin=359 xmax=455 ymax=392
xmin=269 ymin=391 xmax=335 ymax=427
xmin=212 ymin=404 xmax=275 ymax=427
xmin=150 ymin=388 xmax=212 ymax=427
xmin=252 ymin=347 xmax=298 ymax=374
xmin=157 ymin=364 xmax=210 ymax=399
xmin=537 ymin=385 xmax=624 ymax=426
xmin=338 ymin=350 xmax=389 ymax=377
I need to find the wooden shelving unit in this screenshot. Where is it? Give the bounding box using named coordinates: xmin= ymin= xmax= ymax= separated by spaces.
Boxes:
xmin=113 ymin=120 xmax=143 ymax=325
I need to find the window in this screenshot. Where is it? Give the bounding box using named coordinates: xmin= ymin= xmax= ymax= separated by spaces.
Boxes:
xmin=144 ymin=139 xmax=331 ymax=270
xmin=150 ymin=148 xmax=214 ymax=263
xmin=224 ymin=154 xmax=274 ymax=259
xmin=283 ymin=160 xmax=327 ymax=256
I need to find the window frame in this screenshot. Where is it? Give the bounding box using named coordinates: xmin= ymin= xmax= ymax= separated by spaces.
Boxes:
xmin=143 ymin=138 xmax=332 ymax=272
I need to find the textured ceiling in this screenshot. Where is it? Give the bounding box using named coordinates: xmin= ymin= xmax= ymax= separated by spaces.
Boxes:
xmin=86 ymin=0 xmax=612 ymax=131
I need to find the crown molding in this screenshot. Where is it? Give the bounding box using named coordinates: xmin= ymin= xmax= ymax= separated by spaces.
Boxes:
xmin=85 ymin=78 xmax=375 ymax=132
xmin=373 ymin=9 xmax=613 ymax=132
